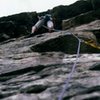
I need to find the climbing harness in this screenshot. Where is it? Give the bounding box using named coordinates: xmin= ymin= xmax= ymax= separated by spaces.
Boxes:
xmin=58 ymin=32 xmax=82 ymax=100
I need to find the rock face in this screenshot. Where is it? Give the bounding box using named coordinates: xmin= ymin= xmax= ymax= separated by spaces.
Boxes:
xmin=0 ymin=12 xmax=38 ymax=42
xmin=62 ymin=10 xmax=100 ymax=30
xmin=62 ymin=19 xmax=100 ymax=50
xmin=0 ymin=30 xmax=100 ymax=100
xmin=71 ymin=20 xmax=100 ymax=31
xmin=0 ymin=1 xmax=100 ymax=99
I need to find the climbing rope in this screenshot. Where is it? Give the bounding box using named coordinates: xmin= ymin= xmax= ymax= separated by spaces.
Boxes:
xmin=58 ymin=33 xmax=81 ymax=100
xmin=41 ymin=26 xmax=82 ymax=99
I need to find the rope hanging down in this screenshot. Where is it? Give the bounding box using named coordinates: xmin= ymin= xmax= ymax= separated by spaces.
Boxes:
xmin=58 ymin=34 xmax=81 ymax=100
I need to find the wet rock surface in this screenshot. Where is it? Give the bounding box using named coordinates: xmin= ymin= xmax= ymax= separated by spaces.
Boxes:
xmin=0 ymin=31 xmax=100 ymax=100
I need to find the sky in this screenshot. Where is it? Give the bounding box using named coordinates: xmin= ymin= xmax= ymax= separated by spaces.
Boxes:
xmin=0 ymin=0 xmax=78 ymax=17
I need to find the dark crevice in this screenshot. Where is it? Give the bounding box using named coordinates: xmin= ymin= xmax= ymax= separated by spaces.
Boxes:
xmin=0 ymin=67 xmax=35 ymax=77
xmin=32 ymin=65 xmax=46 ymax=72
xmin=64 ymin=95 xmax=100 ymax=100
xmin=0 ymin=65 xmax=46 ymax=77
xmin=63 ymin=86 xmax=100 ymax=100
xmin=83 ymin=86 xmax=100 ymax=94
xmin=0 ymin=65 xmax=46 ymax=82
xmin=0 ymin=94 xmax=4 ymax=99
xmin=0 ymin=75 xmax=17 ymax=82
xmin=0 ymin=92 xmax=15 ymax=99
xmin=83 ymin=96 xmax=100 ymax=100
xmin=89 ymin=64 xmax=100 ymax=71
xmin=40 ymin=74 xmax=50 ymax=78
xmin=63 ymin=96 xmax=72 ymax=100
xmin=20 ymin=85 xmax=48 ymax=93
xmin=31 ymin=36 xmax=78 ymax=54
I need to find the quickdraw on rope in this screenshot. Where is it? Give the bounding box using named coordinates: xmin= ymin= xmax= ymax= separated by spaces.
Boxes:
xmin=58 ymin=32 xmax=81 ymax=100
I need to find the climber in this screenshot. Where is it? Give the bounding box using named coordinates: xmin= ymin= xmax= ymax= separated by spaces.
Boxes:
xmin=31 ymin=14 xmax=54 ymax=34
